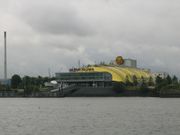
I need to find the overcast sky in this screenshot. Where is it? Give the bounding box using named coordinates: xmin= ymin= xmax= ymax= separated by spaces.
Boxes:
xmin=0 ymin=0 xmax=180 ymax=78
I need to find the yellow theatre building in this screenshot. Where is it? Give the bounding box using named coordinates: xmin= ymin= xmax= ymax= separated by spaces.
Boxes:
xmin=56 ymin=56 xmax=153 ymax=88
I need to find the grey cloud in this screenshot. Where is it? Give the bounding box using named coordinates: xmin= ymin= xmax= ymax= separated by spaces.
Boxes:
xmin=0 ymin=0 xmax=180 ymax=78
xmin=39 ymin=35 xmax=78 ymax=50
xmin=18 ymin=2 xmax=93 ymax=36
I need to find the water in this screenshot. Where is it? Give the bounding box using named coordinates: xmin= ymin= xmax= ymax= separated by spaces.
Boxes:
xmin=0 ymin=98 xmax=180 ymax=135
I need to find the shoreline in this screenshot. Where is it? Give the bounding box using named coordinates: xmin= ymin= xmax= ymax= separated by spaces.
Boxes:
xmin=0 ymin=88 xmax=180 ymax=98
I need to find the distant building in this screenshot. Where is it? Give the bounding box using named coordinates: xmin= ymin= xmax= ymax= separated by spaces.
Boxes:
xmin=0 ymin=79 xmax=11 ymax=86
xmin=123 ymin=59 xmax=137 ymax=68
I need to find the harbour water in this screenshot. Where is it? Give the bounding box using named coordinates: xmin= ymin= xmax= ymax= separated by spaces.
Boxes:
xmin=0 ymin=98 xmax=180 ymax=135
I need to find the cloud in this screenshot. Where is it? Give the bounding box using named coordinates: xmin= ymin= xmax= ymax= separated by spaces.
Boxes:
xmin=0 ymin=0 xmax=180 ymax=78
xmin=17 ymin=1 xmax=93 ymax=36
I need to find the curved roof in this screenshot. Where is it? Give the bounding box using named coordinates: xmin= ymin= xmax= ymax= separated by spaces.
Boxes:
xmin=80 ymin=66 xmax=151 ymax=83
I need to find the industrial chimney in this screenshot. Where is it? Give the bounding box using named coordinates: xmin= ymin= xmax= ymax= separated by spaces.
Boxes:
xmin=4 ymin=31 xmax=7 ymax=79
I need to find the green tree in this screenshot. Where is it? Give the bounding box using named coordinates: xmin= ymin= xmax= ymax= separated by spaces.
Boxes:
xmin=22 ymin=76 xmax=31 ymax=87
xmin=42 ymin=77 xmax=50 ymax=84
xmin=11 ymin=74 xmax=22 ymax=89
xmin=172 ymin=75 xmax=178 ymax=84
xmin=132 ymin=75 xmax=138 ymax=86
xmin=156 ymin=75 xmax=163 ymax=84
xmin=125 ymin=76 xmax=133 ymax=86
xmin=166 ymin=75 xmax=172 ymax=84
xmin=22 ymin=76 xmax=32 ymax=96
xmin=148 ymin=76 xmax=154 ymax=86
xmin=141 ymin=77 xmax=146 ymax=85
xmin=0 ymin=82 xmax=2 ymax=90
xmin=140 ymin=76 xmax=148 ymax=94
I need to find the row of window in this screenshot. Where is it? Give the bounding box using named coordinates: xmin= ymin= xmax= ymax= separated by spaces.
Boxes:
xmin=56 ymin=72 xmax=112 ymax=81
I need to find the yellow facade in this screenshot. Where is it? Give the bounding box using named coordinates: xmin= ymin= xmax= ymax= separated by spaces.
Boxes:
xmin=79 ymin=66 xmax=151 ymax=83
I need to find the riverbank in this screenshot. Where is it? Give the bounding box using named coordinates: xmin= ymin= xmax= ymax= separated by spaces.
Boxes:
xmin=1 ymin=88 xmax=180 ymax=97
xmin=159 ymin=89 xmax=180 ymax=97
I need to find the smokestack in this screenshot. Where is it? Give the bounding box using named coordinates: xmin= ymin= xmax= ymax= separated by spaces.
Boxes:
xmin=4 ymin=31 xmax=7 ymax=79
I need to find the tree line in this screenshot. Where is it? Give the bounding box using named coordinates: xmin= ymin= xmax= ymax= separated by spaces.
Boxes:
xmin=114 ymin=74 xmax=180 ymax=95
xmin=1 ymin=74 xmax=179 ymax=96
xmin=6 ymin=74 xmax=56 ymax=92
xmin=155 ymin=75 xmax=180 ymax=93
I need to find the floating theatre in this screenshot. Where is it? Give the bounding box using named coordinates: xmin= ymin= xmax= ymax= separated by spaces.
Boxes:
xmin=56 ymin=56 xmax=152 ymax=87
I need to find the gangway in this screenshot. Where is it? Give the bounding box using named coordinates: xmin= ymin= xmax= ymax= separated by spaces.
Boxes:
xmin=50 ymin=84 xmax=79 ymax=96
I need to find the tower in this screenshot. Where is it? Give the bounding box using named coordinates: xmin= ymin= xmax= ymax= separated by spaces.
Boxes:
xmin=4 ymin=31 xmax=7 ymax=79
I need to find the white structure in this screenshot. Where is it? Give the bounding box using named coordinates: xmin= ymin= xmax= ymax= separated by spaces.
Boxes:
xmin=44 ymin=81 xmax=58 ymax=88
xmin=123 ymin=59 xmax=137 ymax=68
xmin=152 ymin=72 xmax=168 ymax=79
